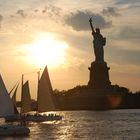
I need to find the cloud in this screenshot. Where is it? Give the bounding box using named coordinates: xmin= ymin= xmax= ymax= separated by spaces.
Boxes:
xmin=42 ymin=9 xmax=46 ymax=14
xmin=102 ymin=7 xmax=120 ymax=17
xmin=64 ymin=10 xmax=112 ymax=31
xmin=107 ymin=47 xmax=140 ymax=66
xmin=119 ymin=26 xmax=140 ymax=39
xmin=48 ymin=5 xmax=61 ymax=16
xmin=115 ymin=0 xmax=140 ymax=9
xmin=17 ymin=9 xmax=26 ymax=18
xmin=115 ymin=0 xmax=140 ymax=5
xmin=119 ymin=50 xmax=140 ymax=65
xmin=31 ymin=5 xmax=62 ymax=21
xmin=41 ymin=5 xmax=62 ymax=16
xmin=34 ymin=9 xmax=39 ymax=13
xmin=0 ymin=14 xmax=3 ymax=28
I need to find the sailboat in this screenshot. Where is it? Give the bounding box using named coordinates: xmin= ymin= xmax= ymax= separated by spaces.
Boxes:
xmin=21 ymin=80 xmax=32 ymax=114
xmin=0 ymin=76 xmax=19 ymax=121
xmin=22 ymin=66 xmax=62 ymax=122
xmin=5 ymin=83 xmax=20 ymax=122
xmin=37 ymin=65 xmax=55 ymax=112
xmin=0 ymin=74 xmax=30 ymax=136
xmin=5 ymin=78 xmax=32 ymax=122
xmin=0 ymin=74 xmax=15 ymax=117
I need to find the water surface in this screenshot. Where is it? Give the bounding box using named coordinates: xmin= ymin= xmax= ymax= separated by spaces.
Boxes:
xmin=1 ymin=109 xmax=140 ymax=140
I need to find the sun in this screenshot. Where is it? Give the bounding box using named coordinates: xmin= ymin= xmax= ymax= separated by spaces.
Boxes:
xmin=23 ymin=33 xmax=68 ymax=68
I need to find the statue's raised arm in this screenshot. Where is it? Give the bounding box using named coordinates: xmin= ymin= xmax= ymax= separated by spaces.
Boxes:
xmin=89 ymin=18 xmax=95 ymax=34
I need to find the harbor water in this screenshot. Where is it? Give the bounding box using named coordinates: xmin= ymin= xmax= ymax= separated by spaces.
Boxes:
xmin=1 ymin=109 xmax=140 ymax=140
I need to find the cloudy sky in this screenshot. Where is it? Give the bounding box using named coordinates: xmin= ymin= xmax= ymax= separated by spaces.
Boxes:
xmin=0 ymin=0 xmax=140 ymax=99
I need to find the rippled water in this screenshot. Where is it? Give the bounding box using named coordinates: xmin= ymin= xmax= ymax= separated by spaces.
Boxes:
xmin=1 ymin=109 xmax=140 ymax=140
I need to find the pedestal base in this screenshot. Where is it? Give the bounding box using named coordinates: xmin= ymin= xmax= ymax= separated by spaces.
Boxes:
xmin=88 ymin=61 xmax=111 ymax=90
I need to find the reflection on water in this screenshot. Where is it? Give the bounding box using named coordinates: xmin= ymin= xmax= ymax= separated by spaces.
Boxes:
xmin=0 ymin=110 xmax=140 ymax=140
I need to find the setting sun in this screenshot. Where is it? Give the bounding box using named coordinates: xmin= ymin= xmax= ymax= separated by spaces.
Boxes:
xmin=23 ymin=33 xmax=69 ymax=68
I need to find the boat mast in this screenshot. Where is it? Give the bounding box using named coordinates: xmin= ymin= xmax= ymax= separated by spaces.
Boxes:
xmin=20 ymin=74 xmax=24 ymax=114
xmin=37 ymin=69 xmax=41 ymax=113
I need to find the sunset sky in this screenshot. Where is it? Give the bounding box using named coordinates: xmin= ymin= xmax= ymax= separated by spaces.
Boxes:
xmin=0 ymin=0 xmax=140 ymax=100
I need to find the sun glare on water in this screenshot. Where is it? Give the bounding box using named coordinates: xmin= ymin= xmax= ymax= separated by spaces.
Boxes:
xmin=23 ymin=33 xmax=68 ymax=68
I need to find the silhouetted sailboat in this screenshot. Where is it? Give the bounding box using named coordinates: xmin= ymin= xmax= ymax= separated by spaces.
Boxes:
xmin=5 ymin=66 xmax=62 ymax=122
xmin=37 ymin=66 xmax=55 ymax=112
xmin=5 ymin=83 xmax=20 ymax=122
xmin=0 ymin=74 xmax=30 ymax=136
xmin=21 ymin=80 xmax=32 ymax=114
xmin=0 ymin=75 xmax=15 ymax=117
xmin=6 ymin=78 xmax=32 ymax=121
xmin=24 ymin=66 xmax=62 ymax=122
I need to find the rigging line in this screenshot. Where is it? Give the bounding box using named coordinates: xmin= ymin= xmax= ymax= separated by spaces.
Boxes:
xmin=9 ymin=81 xmax=19 ymax=95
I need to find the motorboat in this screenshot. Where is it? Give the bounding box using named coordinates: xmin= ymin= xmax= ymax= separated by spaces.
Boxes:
xmin=23 ymin=113 xmax=62 ymax=122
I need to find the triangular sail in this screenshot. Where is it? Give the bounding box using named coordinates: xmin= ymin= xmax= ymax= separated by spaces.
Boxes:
xmin=37 ymin=66 xmax=55 ymax=112
xmin=12 ymin=84 xmax=19 ymax=105
xmin=11 ymin=84 xmax=19 ymax=114
xmin=0 ymin=74 xmax=15 ymax=117
xmin=21 ymin=80 xmax=32 ymax=114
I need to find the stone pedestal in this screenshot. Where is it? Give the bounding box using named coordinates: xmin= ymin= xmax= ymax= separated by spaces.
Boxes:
xmin=88 ymin=61 xmax=111 ymax=90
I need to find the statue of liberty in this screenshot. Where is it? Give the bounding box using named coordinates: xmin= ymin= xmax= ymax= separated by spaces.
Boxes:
xmin=89 ymin=18 xmax=106 ymax=63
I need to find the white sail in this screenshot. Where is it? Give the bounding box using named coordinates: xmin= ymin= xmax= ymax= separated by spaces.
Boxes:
xmin=0 ymin=75 xmax=15 ymax=117
xmin=37 ymin=66 xmax=55 ymax=112
xmin=21 ymin=80 xmax=32 ymax=114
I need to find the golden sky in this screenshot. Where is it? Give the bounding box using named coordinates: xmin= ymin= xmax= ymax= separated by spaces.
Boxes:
xmin=0 ymin=0 xmax=140 ymax=100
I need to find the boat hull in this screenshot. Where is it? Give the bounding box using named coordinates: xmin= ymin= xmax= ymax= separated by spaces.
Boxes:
xmin=23 ymin=114 xmax=62 ymax=122
xmin=5 ymin=115 xmax=21 ymax=122
xmin=0 ymin=124 xmax=30 ymax=136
